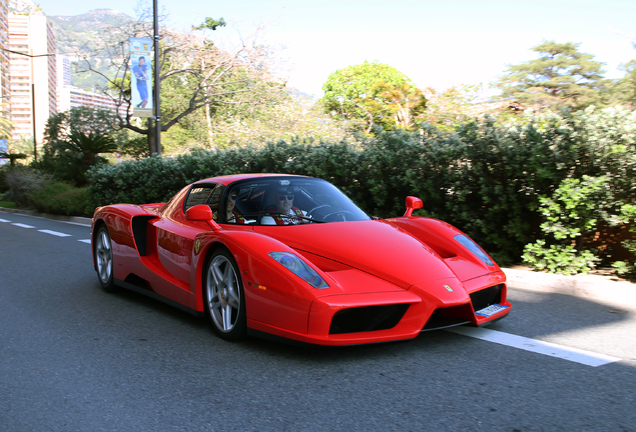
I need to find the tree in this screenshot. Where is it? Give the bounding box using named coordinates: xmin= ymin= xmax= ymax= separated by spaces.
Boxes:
xmin=610 ymin=60 xmax=636 ymax=108
xmin=369 ymin=81 xmax=427 ymax=130
xmin=0 ymin=151 xmax=27 ymax=167
xmin=0 ymin=103 xmax=13 ymax=139
xmin=6 ymin=135 xmax=36 ymax=165
xmin=38 ymin=130 xmax=117 ymax=187
xmin=321 ymin=61 xmax=426 ymax=133
xmin=497 ymin=41 xmax=607 ymax=111
xmin=74 ymin=14 xmax=281 ymax=155
xmin=191 ymin=94 xmax=352 ymax=149
xmin=57 ymin=130 xmax=118 ymax=173
xmin=419 ymin=85 xmax=501 ymax=132
xmin=40 ymin=107 xmax=121 ymax=186
xmin=44 ymin=106 xmax=126 ymax=145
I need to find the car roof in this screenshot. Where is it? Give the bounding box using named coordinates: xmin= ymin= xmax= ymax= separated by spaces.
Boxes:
xmin=193 ymin=173 xmax=308 ymax=186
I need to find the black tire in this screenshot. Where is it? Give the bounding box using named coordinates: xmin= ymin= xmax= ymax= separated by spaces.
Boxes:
xmin=203 ymin=247 xmax=247 ymax=341
xmin=94 ymin=225 xmax=117 ymax=292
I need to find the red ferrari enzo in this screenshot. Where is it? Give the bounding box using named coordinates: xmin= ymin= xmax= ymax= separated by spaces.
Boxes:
xmin=91 ymin=174 xmax=510 ymax=345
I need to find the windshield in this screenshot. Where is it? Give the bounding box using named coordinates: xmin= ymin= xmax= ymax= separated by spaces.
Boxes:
xmin=222 ymin=177 xmax=370 ymax=225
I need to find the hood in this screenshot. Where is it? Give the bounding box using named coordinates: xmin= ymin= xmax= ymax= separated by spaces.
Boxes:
xmin=255 ymin=220 xmax=457 ymax=289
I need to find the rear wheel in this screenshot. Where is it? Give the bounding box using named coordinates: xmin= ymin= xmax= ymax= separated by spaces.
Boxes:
xmin=95 ymin=226 xmax=116 ymax=292
xmin=204 ymin=248 xmax=247 ymax=341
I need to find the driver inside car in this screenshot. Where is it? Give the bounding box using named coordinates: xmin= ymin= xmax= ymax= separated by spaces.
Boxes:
xmin=260 ymin=187 xmax=310 ymax=225
xmin=225 ymin=190 xmax=247 ymax=224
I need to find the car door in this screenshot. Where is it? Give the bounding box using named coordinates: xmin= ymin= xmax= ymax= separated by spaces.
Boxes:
xmin=153 ymin=183 xmax=224 ymax=299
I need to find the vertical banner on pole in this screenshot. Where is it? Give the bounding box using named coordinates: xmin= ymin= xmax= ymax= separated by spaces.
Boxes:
xmin=0 ymin=139 xmax=7 ymax=165
xmin=130 ymin=37 xmax=154 ymax=118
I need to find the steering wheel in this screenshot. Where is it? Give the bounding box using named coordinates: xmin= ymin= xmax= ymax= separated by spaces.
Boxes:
xmin=321 ymin=210 xmax=355 ymax=222
xmin=307 ymin=205 xmax=331 ymax=218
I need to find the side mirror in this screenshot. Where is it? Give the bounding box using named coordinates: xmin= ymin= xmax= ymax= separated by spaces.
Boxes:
xmin=403 ymin=196 xmax=423 ymax=217
xmin=186 ymin=205 xmax=221 ymax=230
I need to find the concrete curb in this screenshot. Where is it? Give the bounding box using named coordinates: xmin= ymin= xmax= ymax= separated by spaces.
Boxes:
xmin=503 ymin=268 xmax=636 ymax=309
xmin=0 ymin=207 xmax=92 ymax=226
xmin=2 ymin=206 xmax=634 ymax=307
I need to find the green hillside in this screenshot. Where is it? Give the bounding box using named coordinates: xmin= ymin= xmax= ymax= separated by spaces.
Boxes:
xmin=49 ymin=9 xmax=135 ymax=90
xmin=47 ymin=8 xmax=312 ymax=101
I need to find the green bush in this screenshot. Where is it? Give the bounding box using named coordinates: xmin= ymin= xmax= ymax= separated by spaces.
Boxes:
xmin=29 ymin=181 xmax=91 ymax=216
xmin=611 ymin=204 xmax=636 ymax=275
xmin=118 ymin=136 xmax=150 ymax=159
xmin=3 ymin=167 xmax=52 ymax=206
xmin=86 ymin=139 xmax=366 ymax=209
xmin=522 ymin=175 xmax=614 ymax=275
xmin=522 ymin=240 xmax=600 ymax=275
xmin=519 ymin=175 xmax=611 ymax=275
xmin=520 ymin=106 xmax=636 ymax=274
xmin=84 ymin=106 xmax=636 ymax=268
xmin=87 ymin=127 xmax=548 ymax=264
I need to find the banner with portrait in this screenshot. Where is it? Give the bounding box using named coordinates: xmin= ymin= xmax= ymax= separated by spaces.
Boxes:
xmin=129 ymin=37 xmax=154 ymax=118
xmin=0 ymin=139 xmax=7 ymax=165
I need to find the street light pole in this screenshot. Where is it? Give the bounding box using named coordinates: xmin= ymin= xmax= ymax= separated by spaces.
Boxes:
xmin=31 ymin=80 xmax=37 ymax=161
xmin=1 ymin=48 xmax=55 ymax=162
xmin=153 ymin=0 xmax=161 ymax=155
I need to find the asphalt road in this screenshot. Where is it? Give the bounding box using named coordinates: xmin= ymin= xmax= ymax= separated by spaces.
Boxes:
xmin=1 ymin=210 xmax=635 ymax=432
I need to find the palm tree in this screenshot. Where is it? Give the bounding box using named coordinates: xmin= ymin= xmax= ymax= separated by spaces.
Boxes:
xmin=0 ymin=151 xmax=27 ymax=166
xmin=0 ymin=104 xmax=13 ymax=139
xmin=58 ymin=129 xmax=118 ymax=172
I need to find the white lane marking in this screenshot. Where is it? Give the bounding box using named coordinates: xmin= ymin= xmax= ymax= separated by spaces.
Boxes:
xmin=12 ymin=223 xmax=35 ymax=228
xmin=63 ymin=221 xmax=92 ymax=227
xmin=446 ymin=327 xmax=621 ymax=367
xmin=0 ymin=218 xmax=10 ymax=222
xmin=38 ymin=229 xmax=72 ymax=237
xmin=0 ymin=210 xmax=91 ymax=227
xmin=78 ymin=239 xmax=91 ymax=244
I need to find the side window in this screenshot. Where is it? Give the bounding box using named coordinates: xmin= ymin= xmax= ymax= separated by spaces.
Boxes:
xmin=206 ymin=186 xmax=224 ymax=213
xmin=184 ymin=184 xmax=225 ymax=213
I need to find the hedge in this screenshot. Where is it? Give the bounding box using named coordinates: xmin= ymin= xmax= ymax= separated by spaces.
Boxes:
xmin=86 ymin=107 xmax=636 ymax=268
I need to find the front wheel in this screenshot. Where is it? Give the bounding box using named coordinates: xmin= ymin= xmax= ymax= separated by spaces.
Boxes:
xmin=94 ymin=225 xmax=117 ymax=292
xmin=204 ymin=248 xmax=247 ymax=341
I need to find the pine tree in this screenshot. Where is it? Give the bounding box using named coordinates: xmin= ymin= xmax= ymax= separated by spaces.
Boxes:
xmin=498 ymin=41 xmax=607 ymax=111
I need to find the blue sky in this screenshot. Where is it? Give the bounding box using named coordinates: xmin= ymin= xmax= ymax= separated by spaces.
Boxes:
xmin=35 ymin=0 xmax=636 ymax=97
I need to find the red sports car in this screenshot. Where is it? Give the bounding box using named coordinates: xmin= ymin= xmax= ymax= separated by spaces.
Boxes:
xmin=91 ymin=174 xmax=510 ymax=345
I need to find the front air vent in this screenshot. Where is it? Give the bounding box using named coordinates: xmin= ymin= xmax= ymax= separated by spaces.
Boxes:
xmin=421 ymin=304 xmax=473 ymax=331
xmin=469 ymin=284 xmax=503 ymax=312
xmin=329 ymin=304 xmax=410 ymax=334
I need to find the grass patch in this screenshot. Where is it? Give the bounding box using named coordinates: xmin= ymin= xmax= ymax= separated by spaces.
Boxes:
xmin=0 ymin=200 xmax=17 ymax=208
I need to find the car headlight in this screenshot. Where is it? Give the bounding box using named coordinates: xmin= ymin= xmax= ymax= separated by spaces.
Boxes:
xmin=453 ymin=234 xmax=494 ymax=266
xmin=268 ymin=252 xmax=329 ymax=289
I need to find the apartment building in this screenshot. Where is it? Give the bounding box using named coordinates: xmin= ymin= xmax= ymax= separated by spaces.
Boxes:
xmin=8 ymin=12 xmax=56 ymax=142
xmin=55 ymin=54 xmax=124 ymax=116
xmin=0 ymin=0 xmax=9 ymax=104
xmin=58 ymin=84 xmax=129 ymax=117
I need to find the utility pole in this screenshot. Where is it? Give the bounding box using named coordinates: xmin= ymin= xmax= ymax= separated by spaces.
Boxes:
xmin=153 ymin=0 xmax=161 ymax=155
xmin=1 ymin=48 xmax=55 ymax=162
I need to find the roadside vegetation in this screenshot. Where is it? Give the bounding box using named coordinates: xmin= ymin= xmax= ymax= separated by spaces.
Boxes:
xmin=1 ymin=16 xmax=636 ymax=279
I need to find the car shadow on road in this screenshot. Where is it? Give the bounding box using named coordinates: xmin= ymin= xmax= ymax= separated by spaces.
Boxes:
xmin=100 ymin=281 xmax=635 ymax=365
xmin=490 ymin=288 xmax=634 ymax=338
xmin=243 ymin=288 xmax=636 ymax=366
